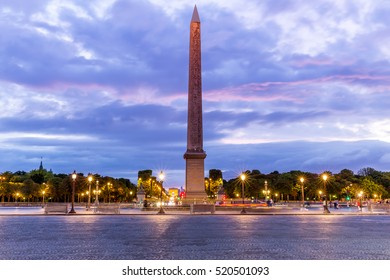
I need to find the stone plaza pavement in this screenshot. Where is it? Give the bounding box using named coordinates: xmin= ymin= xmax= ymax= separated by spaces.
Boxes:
xmin=0 ymin=205 xmax=390 ymax=260
xmin=0 ymin=203 xmax=388 ymax=215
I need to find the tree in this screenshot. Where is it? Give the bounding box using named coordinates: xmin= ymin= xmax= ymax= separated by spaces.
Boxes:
xmin=117 ymin=178 xmax=136 ymax=202
xmin=4 ymin=182 xmax=22 ymax=202
xmin=360 ymin=178 xmax=388 ymax=199
xmin=30 ymin=173 xmax=45 ymax=185
xmin=272 ymin=172 xmax=294 ymax=200
xmin=358 ymin=167 xmax=379 ymax=177
xmin=22 ymin=179 xmax=39 ymax=202
xmin=338 ymin=169 xmax=355 ymax=180
xmin=223 ymin=179 xmax=237 ymax=199
xmin=29 ymin=168 xmax=54 ymax=184
xmin=206 ymin=169 xmax=223 ymax=196
xmin=47 ymin=177 xmax=62 ymax=201
xmin=244 ymin=170 xmax=263 ymax=198
xmin=137 ymin=170 xmax=153 ymax=198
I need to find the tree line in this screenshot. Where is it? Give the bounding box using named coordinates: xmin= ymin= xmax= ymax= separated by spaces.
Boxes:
xmin=2 ymin=166 xmax=389 ymax=203
xmin=220 ymin=167 xmax=390 ymax=201
xmin=0 ymin=167 xmax=137 ymax=203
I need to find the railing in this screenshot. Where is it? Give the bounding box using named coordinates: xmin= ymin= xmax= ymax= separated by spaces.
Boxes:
xmin=190 ymin=204 xmax=215 ymax=214
xmin=94 ymin=204 xmax=121 ymax=214
xmin=44 ymin=204 xmax=69 ymax=214
xmin=369 ymin=203 xmax=390 ymax=213
xmin=1 ymin=202 xmax=46 ymax=207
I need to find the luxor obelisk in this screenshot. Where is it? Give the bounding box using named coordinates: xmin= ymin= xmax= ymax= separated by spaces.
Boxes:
xmin=184 ymin=5 xmax=207 ymax=201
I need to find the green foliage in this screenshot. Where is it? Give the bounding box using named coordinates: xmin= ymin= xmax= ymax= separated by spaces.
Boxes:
xmin=209 ymin=169 xmax=222 ymax=181
xmin=30 ymin=173 xmax=45 ymax=184
xmin=218 ymin=167 xmax=390 ymax=200
xmin=138 ymin=170 xmax=152 ymax=182
xmin=223 ymin=178 xmax=237 ymax=199
xmin=1 ymin=166 xmax=390 ymax=202
xmin=360 ymin=178 xmax=388 ymax=198
xmin=205 ymin=169 xmax=223 ymax=195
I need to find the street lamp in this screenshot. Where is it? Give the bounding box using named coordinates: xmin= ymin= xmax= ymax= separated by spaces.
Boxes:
xmin=87 ymin=174 xmax=93 ymax=210
xmin=69 ymin=171 xmax=77 ymax=214
xmin=95 ymin=180 xmax=99 ymax=206
xmin=158 ymin=171 xmax=165 ymax=214
xmin=240 ymin=173 xmax=246 ymax=214
xmin=42 ymin=191 xmax=45 ymax=205
xmin=107 ymin=182 xmax=112 ymax=203
xmin=300 ymin=177 xmax=305 ymax=208
xmin=322 ymin=174 xmax=330 ymax=214
xmin=358 ymin=191 xmax=363 ymax=211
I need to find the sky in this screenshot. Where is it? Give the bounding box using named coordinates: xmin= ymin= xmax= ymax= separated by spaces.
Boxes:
xmin=1 ymin=0 xmax=390 ymax=187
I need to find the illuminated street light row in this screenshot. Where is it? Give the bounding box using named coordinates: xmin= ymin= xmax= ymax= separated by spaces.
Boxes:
xmin=237 ymin=173 xmax=334 ymax=215
xmin=69 ymin=171 xmax=104 ymax=214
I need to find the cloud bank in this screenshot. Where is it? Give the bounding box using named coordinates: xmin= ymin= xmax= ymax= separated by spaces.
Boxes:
xmin=1 ymin=0 xmax=390 ymax=185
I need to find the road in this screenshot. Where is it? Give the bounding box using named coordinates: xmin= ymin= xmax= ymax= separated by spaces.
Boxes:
xmin=1 ymin=214 xmax=389 ymax=259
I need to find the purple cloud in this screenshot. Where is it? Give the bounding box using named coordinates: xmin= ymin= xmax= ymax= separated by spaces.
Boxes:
xmin=1 ymin=0 xmax=390 ymax=186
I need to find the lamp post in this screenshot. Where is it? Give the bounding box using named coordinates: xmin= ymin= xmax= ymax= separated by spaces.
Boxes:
xmin=240 ymin=173 xmax=246 ymax=214
xmin=95 ymin=180 xmax=99 ymax=206
xmin=87 ymin=174 xmax=92 ymax=210
xmin=300 ymin=177 xmax=305 ymax=208
xmin=158 ymin=171 xmax=165 ymax=214
xmin=42 ymin=191 xmax=45 ymax=205
xmin=69 ymin=171 xmax=77 ymax=214
xmin=358 ymin=191 xmax=363 ymax=211
xmin=107 ymin=182 xmax=112 ymax=203
xmin=322 ymin=174 xmax=330 ymax=214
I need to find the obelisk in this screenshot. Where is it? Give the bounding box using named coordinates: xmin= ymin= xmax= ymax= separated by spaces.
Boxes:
xmin=183 ymin=5 xmax=207 ymax=202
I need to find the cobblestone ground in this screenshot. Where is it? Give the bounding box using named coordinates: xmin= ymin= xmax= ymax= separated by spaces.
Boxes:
xmin=0 ymin=215 xmax=389 ymax=260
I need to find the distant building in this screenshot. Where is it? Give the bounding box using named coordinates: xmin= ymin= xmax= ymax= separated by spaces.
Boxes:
xmin=168 ymin=188 xmax=179 ymax=198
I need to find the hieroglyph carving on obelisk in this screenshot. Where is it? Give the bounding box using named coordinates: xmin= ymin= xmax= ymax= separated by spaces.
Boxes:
xmin=183 ymin=5 xmax=207 ymax=201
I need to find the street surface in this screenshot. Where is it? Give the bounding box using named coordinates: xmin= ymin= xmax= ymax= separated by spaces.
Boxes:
xmin=1 ymin=213 xmax=389 ymax=259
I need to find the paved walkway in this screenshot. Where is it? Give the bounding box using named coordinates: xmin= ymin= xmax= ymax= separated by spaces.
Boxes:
xmin=1 ymin=214 xmax=389 ymax=260
xmin=0 ymin=205 xmax=387 ymax=215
